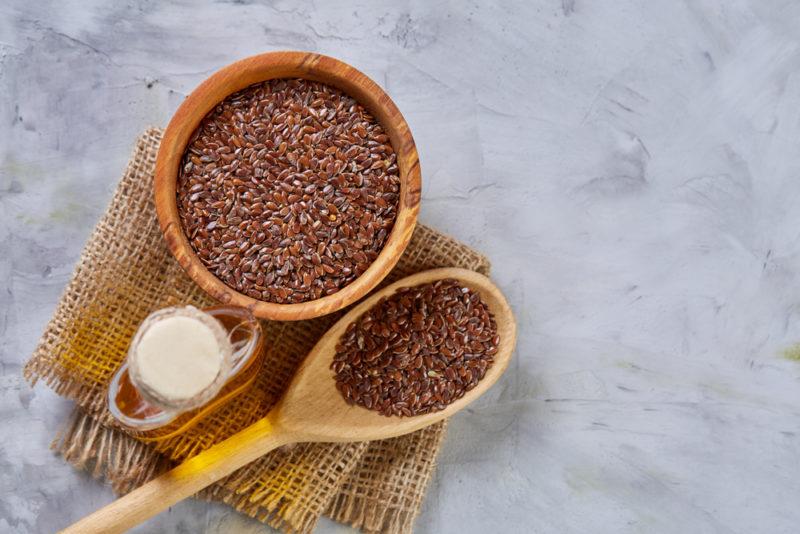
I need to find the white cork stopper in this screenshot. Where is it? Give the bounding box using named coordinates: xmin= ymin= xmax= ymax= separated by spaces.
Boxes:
xmin=128 ymin=306 xmax=232 ymax=411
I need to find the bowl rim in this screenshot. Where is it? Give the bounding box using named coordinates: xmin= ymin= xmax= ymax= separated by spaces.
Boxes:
xmin=154 ymin=51 xmax=421 ymax=321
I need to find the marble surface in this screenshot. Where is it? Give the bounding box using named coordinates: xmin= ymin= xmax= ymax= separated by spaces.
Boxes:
xmin=2 ymin=1 xmax=800 ymax=532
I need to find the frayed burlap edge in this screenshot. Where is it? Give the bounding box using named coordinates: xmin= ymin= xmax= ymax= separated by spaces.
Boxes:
xmin=23 ymin=134 xmax=162 ymax=408
xmin=325 ymin=420 xmax=447 ymax=534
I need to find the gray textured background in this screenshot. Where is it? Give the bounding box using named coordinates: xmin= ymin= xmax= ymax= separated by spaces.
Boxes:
xmin=2 ymin=1 xmax=800 ymax=533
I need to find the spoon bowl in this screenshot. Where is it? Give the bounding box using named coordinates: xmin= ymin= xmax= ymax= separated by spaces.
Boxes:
xmin=277 ymin=267 xmax=516 ymax=442
xmin=62 ymin=267 xmax=516 ymax=534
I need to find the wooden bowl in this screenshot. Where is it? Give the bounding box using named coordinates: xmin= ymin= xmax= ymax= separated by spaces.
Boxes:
xmin=154 ymin=51 xmax=422 ymax=321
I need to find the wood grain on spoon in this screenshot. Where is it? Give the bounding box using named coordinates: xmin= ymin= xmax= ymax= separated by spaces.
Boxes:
xmin=61 ymin=268 xmax=516 ymax=534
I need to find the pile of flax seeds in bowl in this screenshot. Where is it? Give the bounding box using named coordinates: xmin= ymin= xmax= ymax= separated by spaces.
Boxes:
xmin=177 ymin=78 xmax=400 ymax=304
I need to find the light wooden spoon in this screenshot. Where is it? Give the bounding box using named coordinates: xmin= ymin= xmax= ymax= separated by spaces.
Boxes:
xmin=61 ymin=267 xmax=516 ymax=533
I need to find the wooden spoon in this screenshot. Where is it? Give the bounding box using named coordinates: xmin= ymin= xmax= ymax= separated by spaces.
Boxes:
xmin=61 ymin=268 xmax=516 ymax=533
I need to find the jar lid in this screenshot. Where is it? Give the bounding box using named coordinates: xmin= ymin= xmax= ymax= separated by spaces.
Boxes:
xmin=127 ymin=305 xmax=233 ymax=412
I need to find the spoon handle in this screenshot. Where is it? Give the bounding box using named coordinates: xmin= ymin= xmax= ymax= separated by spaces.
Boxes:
xmin=60 ymin=413 xmax=291 ymax=534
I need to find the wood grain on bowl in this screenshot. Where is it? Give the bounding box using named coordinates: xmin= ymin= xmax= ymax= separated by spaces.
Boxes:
xmin=155 ymin=51 xmax=421 ymax=320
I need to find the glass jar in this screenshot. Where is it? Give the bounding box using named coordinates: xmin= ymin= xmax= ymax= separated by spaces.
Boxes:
xmin=107 ymin=305 xmax=264 ymax=442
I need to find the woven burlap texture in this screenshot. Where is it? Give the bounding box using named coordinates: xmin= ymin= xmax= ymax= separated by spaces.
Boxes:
xmin=24 ymin=128 xmax=491 ymax=534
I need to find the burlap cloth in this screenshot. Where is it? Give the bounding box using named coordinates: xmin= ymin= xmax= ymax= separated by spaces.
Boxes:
xmin=23 ymin=128 xmax=490 ymax=533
